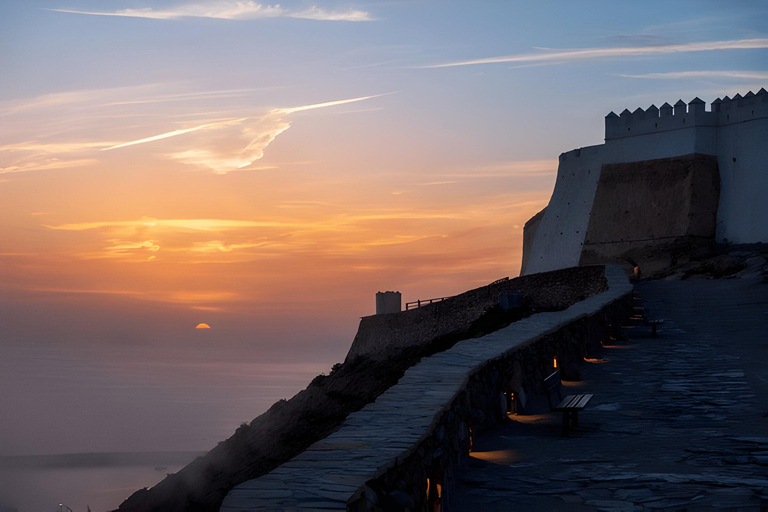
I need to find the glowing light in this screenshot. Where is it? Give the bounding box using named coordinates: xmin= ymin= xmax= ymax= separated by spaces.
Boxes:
xmin=470 ymin=449 xmax=522 ymax=464
xmin=553 ymin=357 xmax=557 ymax=368
xmin=195 ymin=323 xmax=211 ymax=329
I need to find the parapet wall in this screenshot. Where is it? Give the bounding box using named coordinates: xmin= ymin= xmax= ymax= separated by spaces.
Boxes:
xmin=221 ymin=265 xmax=632 ymax=511
xmin=346 ymin=266 xmax=607 ymax=363
xmin=604 ymin=89 xmax=767 ymax=141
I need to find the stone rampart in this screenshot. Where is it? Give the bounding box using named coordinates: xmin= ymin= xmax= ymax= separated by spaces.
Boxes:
xmin=520 ymin=207 xmax=546 ymax=274
xmin=345 ymin=266 xmax=607 ymax=363
xmin=523 ymin=89 xmax=768 ymax=275
xmin=579 ymin=153 xmax=720 ymax=276
xmin=604 ymin=90 xmax=767 ymax=141
xmin=220 ymin=265 xmax=632 ymax=511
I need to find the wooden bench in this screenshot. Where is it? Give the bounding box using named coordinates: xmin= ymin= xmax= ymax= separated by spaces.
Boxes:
xmin=544 ymin=370 xmax=592 ymax=437
xmin=642 ymin=308 xmax=664 ymax=338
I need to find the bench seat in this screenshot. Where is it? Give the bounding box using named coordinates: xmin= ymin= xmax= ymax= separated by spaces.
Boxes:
xmin=555 ymin=393 xmax=592 ymax=436
xmin=642 ymin=309 xmax=664 ymax=337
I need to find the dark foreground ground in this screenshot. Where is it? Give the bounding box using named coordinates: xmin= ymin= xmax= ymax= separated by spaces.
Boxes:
xmin=453 ymin=276 xmax=768 ymax=511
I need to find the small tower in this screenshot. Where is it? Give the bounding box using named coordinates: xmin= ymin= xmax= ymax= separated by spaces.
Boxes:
xmin=375 ymin=291 xmax=401 ymax=314
xmin=674 ymin=99 xmax=687 ymax=116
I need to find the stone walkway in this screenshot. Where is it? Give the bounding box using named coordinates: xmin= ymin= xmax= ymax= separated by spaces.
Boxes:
xmin=220 ymin=266 xmax=631 ymax=511
xmin=453 ymin=276 xmax=768 ymax=511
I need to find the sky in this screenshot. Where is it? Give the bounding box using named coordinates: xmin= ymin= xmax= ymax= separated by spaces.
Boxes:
xmin=1 ymin=0 xmax=767 ymax=464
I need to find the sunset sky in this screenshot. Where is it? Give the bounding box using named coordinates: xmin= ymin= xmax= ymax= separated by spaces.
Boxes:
xmin=1 ymin=0 xmax=767 ymax=460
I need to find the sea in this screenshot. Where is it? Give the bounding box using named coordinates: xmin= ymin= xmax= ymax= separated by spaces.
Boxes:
xmin=0 ymin=330 xmax=337 ymax=512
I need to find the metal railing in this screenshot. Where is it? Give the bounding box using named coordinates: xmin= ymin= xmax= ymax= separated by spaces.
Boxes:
xmin=405 ymin=296 xmax=453 ymax=310
xmin=404 ymin=277 xmax=510 ymax=311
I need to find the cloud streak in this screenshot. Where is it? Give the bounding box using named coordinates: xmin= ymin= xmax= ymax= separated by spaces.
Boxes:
xmin=1 ymin=83 xmax=389 ymax=175
xmin=48 ymin=1 xmax=372 ymax=22
xmin=102 ymin=94 xmax=388 ymax=173
xmin=47 ymin=217 xmax=293 ymax=231
xmin=419 ymin=38 xmax=768 ymax=68
xmin=0 ymin=141 xmax=118 ymax=174
xmin=272 ymin=94 xmax=391 ymax=114
xmin=102 ymin=118 xmax=249 ymax=151
xmin=617 ymin=70 xmax=768 ymax=80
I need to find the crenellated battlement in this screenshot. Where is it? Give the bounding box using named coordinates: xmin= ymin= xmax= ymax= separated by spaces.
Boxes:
xmin=605 ymin=88 xmax=768 ymax=140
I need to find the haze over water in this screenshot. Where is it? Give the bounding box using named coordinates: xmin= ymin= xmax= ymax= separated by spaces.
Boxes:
xmin=1 ymin=1 xmax=766 ymax=510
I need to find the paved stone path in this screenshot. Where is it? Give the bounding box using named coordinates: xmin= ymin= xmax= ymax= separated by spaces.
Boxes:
xmin=453 ymin=276 xmax=768 ymax=511
xmin=220 ymin=266 xmax=631 ymax=511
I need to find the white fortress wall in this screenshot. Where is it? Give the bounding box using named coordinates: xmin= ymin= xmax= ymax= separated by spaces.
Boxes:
xmin=712 ymin=94 xmax=768 ymax=244
xmin=524 ymin=144 xmax=604 ymax=275
xmin=603 ymin=99 xmax=718 ymax=163
xmin=523 ymin=90 xmax=768 ymax=275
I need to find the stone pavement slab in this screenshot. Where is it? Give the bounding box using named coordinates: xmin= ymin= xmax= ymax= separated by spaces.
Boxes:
xmin=452 ymin=276 xmax=768 ymax=511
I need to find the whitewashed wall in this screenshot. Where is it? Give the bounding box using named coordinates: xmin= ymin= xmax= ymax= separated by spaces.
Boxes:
xmin=523 ymin=91 xmax=768 ymax=275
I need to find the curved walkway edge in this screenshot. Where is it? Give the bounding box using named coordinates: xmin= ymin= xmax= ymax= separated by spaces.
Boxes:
xmin=220 ymin=265 xmax=632 ymax=511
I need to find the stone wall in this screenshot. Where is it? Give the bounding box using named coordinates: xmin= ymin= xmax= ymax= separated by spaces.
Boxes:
xmin=345 ymin=266 xmax=608 ymax=363
xmin=520 ymin=207 xmax=546 ymax=275
xmin=220 ymin=265 xmax=633 ymax=512
xmin=523 ymin=145 xmax=605 ymax=275
xmin=354 ymin=282 xmax=631 ymax=511
xmin=579 ymin=154 xmax=720 ymax=276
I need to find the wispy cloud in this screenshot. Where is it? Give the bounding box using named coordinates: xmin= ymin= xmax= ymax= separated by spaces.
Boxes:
xmin=99 ymin=239 xmax=161 ymax=260
xmin=0 ymin=85 xmax=262 ymax=116
xmin=419 ymin=38 xmax=768 ymax=68
xmin=47 ymin=1 xmax=373 ymax=22
xmin=0 ymin=139 xmax=122 ymax=174
xmin=102 ymin=118 xmax=249 ymax=151
xmin=1 ymin=90 xmax=387 ymax=175
xmin=272 ymin=94 xmax=390 ymax=114
xmin=616 ymin=70 xmax=768 ymax=80
xmin=188 ymin=240 xmax=272 ymax=253
xmin=0 ymin=158 xmax=99 ymax=175
xmin=26 ymin=286 xmax=240 ymax=306
xmin=47 ymin=217 xmax=292 ymax=232
xmin=103 ymin=94 xmax=388 ymax=173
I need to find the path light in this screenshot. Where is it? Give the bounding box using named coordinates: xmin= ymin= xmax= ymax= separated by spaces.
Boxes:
xmin=426 ymin=477 xmax=442 ymax=512
xmin=553 ymin=356 xmax=558 ymax=369
xmin=503 ymin=391 xmax=516 ymax=414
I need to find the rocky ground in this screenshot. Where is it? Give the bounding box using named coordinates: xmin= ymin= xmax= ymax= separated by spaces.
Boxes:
xmin=452 ymin=275 xmax=768 ymax=511
xmin=651 ymin=245 xmax=768 ymax=282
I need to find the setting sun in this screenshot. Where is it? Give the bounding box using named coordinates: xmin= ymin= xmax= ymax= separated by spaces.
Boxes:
xmin=195 ymin=323 xmax=211 ymax=329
